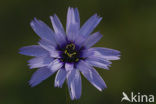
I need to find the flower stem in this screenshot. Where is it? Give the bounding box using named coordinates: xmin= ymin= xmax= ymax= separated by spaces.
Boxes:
xmin=66 ymin=86 xmax=71 ymax=104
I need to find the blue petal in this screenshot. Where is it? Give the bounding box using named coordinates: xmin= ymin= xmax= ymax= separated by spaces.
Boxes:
xmin=28 ymin=56 xmax=53 ymax=69
xmin=38 ymin=39 xmax=55 ymax=52
xmin=65 ymin=63 xmax=74 ymax=71
xmin=67 ymin=69 xmax=82 ymax=100
xmin=54 ymin=68 xmax=67 ymax=88
xmin=66 ymin=7 xmax=80 ymax=41
xmin=49 ymin=50 xmax=62 ymax=58
xmin=48 ymin=59 xmax=63 ymax=72
xmin=83 ymin=47 xmax=120 ymax=60
xmin=74 ymin=35 xmax=86 ymax=47
xmin=30 ymin=18 xmax=57 ymax=47
xmin=85 ymin=57 xmax=112 ymax=70
xmin=50 ymin=14 xmax=66 ymax=35
xmin=39 ymin=39 xmax=61 ymax=58
xmin=77 ymin=60 xmax=107 ymax=91
xmin=19 ymin=45 xmax=48 ymax=56
xmin=79 ymin=14 xmax=102 ymax=38
xmin=83 ymin=32 xmax=102 ymax=48
xmin=50 ymin=14 xmax=67 ymax=45
xmin=29 ymin=67 xmax=54 ymax=87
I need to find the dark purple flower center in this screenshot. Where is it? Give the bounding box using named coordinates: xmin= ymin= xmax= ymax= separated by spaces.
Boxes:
xmin=60 ymin=43 xmax=81 ymax=63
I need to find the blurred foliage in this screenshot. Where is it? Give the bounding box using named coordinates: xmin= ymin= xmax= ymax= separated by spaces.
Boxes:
xmin=0 ymin=0 xmax=156 ymax=104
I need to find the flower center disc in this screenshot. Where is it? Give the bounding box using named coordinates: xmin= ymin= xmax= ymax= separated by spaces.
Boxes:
xmin=61 ymin=43 xmax=80 ymax=63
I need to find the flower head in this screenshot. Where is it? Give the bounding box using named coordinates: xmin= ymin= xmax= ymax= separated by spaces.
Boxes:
xmin=19 ymin=7 xmax=120 ymax=100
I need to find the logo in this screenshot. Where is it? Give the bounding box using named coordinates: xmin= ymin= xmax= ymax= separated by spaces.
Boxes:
xmin=121 ymin=92 xmax=155 ymax=103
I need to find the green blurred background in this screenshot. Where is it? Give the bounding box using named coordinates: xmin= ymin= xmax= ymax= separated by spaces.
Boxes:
xmin=0 ymin=0 xmax=156 ymax=104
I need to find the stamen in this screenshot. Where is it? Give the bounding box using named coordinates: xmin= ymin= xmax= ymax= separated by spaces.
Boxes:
xmin=66 ymin=52 xmax=76 ymax=57
xmin=64 ymin=50 xmax=67 ymax=54
xmin=61 ymin=43 xmax=81 ymax=63
xmin=66 ymin=43 xmax=75 ymax=50
xmin=75 ymin=58 xmax=79 ymax=62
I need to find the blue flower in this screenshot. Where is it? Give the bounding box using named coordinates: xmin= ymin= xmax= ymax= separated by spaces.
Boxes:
xmin=19 ymin=7 xmax=120 ymax=100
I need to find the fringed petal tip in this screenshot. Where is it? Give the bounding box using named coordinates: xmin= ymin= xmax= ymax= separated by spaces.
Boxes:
xmin=29 ymin=80 xmax=36 ymax=87
xmin=79 ymin=13 xmax=102 ymax=38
